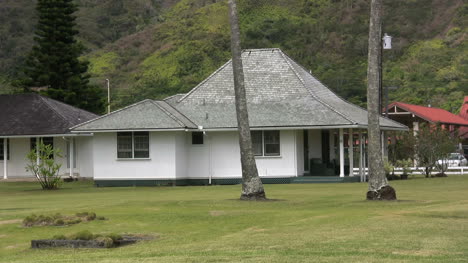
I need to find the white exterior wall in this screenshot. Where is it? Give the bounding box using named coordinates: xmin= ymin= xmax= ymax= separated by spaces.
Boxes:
xmin=174 ymin=132 xmax=187 ymax=179
xmin=188 ymin=130 xmax=297 ymax=179
xmin=92 ymin=132 xmax=177 ymax=180
xmin=186 ymin=132 xmax=210 ymax=179
xmin=76 ymin=137 xmax=94 ymax=178
xmin=0 ymin=136 xmax=94 ymax=178
xmin=296 ymin=130 xmax=304 ymax=176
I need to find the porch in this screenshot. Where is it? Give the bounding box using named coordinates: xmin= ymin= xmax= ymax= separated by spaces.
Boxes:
xmin=0 ymin=135 xmax=93 ymax=179
xmin=299 ymin=128 xmax=388 ymax=182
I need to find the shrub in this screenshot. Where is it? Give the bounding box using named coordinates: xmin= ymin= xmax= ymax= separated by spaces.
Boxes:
xmin=69 ymin=230 xmax=94 ymax=240
xmin=108 ymin=233 xmax=122 ymax=242
xmin=86 ymin=212 xmax=96 ymax=221
xmin=96 ymin=216 xmax=107 ymax=220
xmin=54 ymin=219 xmax=65 ymax=226
xmin=95 ymin=237 xmax=114 ymax=248
xmin=25 ymin=141 xmax=62 ymax=190
xmin=52 ymin=234 xmax=67 ymax=240
xmin=76 ymin=212 xmax=89 ymax=217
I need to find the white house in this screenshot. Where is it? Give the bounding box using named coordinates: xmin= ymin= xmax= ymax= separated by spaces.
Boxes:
xmin=0 ymin=94 xmax=97 ymax=179
xmin=71 ymin=48 xmax=407 ymax=186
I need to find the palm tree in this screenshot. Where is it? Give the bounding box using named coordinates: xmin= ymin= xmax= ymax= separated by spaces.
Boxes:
xmin=228 ymin=0 xmax=266 ymax=200
xmin=366 ymin=0 xmax=396 ymax=200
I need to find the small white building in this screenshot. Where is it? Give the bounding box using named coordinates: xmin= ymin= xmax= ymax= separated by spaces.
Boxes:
xmin=72 ymin=48 xmax=407 ymax=186
xmin=0 ymin=94 xmax=97 ymax=179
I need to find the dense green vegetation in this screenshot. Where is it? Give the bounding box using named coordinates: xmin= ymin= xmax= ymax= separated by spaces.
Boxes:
xmin=0 ymin=0 xmax=466 ymax=112
xmin=1 ymin=176 xmax=468 ymax=262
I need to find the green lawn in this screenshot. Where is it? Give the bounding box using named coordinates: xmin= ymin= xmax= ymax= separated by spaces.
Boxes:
xmin=1 ymin=176 xmax=467 ymax=263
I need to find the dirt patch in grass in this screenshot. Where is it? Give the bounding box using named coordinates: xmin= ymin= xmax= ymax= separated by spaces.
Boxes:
xmin=0 ymin=219 xmax=22 ymax=225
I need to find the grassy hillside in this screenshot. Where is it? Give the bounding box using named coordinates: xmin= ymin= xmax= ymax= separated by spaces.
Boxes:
xmin=0 ymin=0 xmax=466 ymax=111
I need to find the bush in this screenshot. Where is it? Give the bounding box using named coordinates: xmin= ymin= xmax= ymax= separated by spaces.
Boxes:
xmin=108 ymin=233 xmax=122 ymax=242
xmin=52 ymin=234 xmax=67 ymax=240
xmin=86 ymin=212 xmax=96 ymax=221
xmin=95 ymin=236 xmax=114 ymax=248
xmin=69 ymin=230 xmax=94 ymax=241
xmin=25 ymin=141 xmax=62 ymax=190
xmin=54 ymin=219 xmax=65 ymax=226
xmin=96 ymin=216 xmax=107 ymax=220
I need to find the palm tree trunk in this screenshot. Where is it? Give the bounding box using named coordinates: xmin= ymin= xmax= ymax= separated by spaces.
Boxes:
xmin=228 ymin=0 xmax=266 ymax=200
xmin=366 ymin=0 xmax=396 ymax=200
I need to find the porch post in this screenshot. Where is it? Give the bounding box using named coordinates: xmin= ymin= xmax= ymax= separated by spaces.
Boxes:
xmin=36 ymin=137 xmax=40 ymax=165
xmin=363 ymin=133 xmax=367 ymax=182
xmin=339 ymin=128 xmax=344 ymax=177
xmin=358 ymin=130 xmax=363 ymax=182
xmin=69 ymin=138 xmax=74 ymax=178
xmin=3 ymin=138 xmax=7 ymax=180
xmin=381 ymin=131 xmax=385 ymax=158
xmin=348 ymin=128 xmax=354 ymax=176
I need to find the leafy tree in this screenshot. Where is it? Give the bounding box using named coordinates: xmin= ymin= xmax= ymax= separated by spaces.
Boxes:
xmin=414 ymin=124 xmax=459 ymax=177
xmin=365 ymin=0 xmax=396 ymax=200
xmin=21 ymin=0 xmax=104 ymax=113
xmin=228 ymin=0 xmax=266 ymax=200
xmin=25 ymin=141 xmax=62 ymax=190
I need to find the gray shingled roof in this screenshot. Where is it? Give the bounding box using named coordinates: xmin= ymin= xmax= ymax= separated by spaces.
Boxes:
xmin=172 ymin=48 xmax=407 ymax=130
xmin=0 ymin=94 xmax=98 ymax=136
xmin=72 ymin=99 xmax=197 ymax=131
xmin=71 ymin=48 xmax=407 ymax=132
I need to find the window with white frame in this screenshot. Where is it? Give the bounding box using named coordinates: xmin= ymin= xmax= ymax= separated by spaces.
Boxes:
xmin=251 ymin=130 xmax=280 ymax=156
xmin=117 ymin=132 xmax=149 ymax=159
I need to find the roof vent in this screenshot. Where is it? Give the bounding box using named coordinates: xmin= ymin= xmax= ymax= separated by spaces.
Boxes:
xmin=205 ymin=113 xmax=209 ymax=120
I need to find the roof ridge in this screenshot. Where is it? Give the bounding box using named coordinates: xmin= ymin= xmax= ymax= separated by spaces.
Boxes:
xmin=178 ymin=59 xmax=233 ymax=103
xmin=151 ymin=100 xmax=194 ymax=128
xmin=163 ymin=93 xmax=186 ymax=102
xmin=277 ymin=50 xmax=356 ymax=124
xmin=71 ymin=99 xmax=153 ymax=130
xmin=38 ymin=95 xmax=73 ymax=127
xmin=157 ymin=101 xmax=197 ymax=127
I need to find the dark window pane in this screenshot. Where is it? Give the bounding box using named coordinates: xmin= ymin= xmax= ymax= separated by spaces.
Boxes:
xmin=134 ymin=132 xmax=149 ymax=158
xmin=0 ymin=139 xmax=9 ymax=161
xmin=117 ymin=132 xmax=133 ymax=158
xmin=192 ymin=132 xmax=204 ymax=145
xmin=30 ymin=137 xmax=54 ymax=159
xmin=251 ymin=131 xmax=263 ymax=156
xmin=264 ymin=130 xmax=280 ymax=156
xmin=134 ymin=151 xmax=149 ymax=158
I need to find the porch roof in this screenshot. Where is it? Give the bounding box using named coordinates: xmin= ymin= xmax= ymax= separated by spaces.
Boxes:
xmin=0 ymin=94 xmax=98 ymax=136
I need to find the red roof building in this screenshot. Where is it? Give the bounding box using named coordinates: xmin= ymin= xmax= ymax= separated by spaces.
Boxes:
xmin=384 ymin=101 xmax=468 ymax=135
xmin=458 ymin=96 xmax=468 ymax=140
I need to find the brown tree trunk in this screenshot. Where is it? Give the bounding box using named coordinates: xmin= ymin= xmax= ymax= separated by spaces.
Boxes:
xmin=228 ymin=0 xmax=266 ymax=201
xmin=366 ymin=0 xmax=396 ymax=200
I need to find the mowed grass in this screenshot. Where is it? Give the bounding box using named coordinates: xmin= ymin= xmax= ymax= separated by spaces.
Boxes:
xmin=1 ymin=176 xmax=468 ymax=263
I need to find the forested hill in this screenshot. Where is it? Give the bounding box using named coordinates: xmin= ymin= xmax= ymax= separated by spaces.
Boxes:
xmin=1 ymin=0 xmax=466 ymax=112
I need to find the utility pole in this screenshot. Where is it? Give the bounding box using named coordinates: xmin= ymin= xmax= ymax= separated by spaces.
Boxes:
xmin=106 ymin=79 xmax=110 ymax=114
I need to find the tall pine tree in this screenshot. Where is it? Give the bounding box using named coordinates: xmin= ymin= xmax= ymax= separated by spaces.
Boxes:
xmin=22 ymin=0 xmax=104 ymax=113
